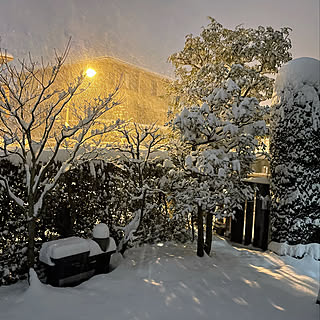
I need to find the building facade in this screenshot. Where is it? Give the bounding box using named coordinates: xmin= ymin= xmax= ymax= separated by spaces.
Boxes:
xmin=60 ymin=56 xmax=171 ymax=127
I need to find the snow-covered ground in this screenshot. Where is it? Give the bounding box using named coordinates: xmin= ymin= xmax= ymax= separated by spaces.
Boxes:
xmin=0 ymin=237 xmax=318 ymax=320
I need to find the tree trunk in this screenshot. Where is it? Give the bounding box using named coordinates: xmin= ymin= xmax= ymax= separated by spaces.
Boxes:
xmin=197 ymin=205 xmax=204 ymax=257
xmin=27 ymin=216 xmax=36 ymax=269
xmin=204 ymin=212 xmax=213 ymax=255
xmin=191 ymin=213 xmax=195 ymax=242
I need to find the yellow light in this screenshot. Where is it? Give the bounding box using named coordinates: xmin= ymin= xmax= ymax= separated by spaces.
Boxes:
xmin=86 ymin=68 xmax=96 ymax=78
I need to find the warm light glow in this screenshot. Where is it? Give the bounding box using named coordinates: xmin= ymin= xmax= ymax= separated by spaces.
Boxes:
xmin=0 ymin=53 xmax=14 ymax=64
xmin=86 ymin=68 xmax=96 ymax=77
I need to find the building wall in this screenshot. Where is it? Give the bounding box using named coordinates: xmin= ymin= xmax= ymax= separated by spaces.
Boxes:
xmin=60 ymin=56 xmax=171 ymax=127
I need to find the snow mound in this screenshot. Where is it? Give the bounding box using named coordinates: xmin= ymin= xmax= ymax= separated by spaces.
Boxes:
xmin=28 ymin=268 xmax=43 ymax=289
xmin=268 ymin=241 xmax=320 ymax=260
xmin=274 ymin=57 xmax=320 ymax=94
xmin=280 ymin=254 xmax=320 ymax=280
xmin=109 ymin=252 xmax=124 ymax=269
xmin=25 ymin=268 xmax=50 ymax=298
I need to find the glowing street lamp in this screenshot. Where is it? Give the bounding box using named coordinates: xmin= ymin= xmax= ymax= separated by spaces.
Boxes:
xmin=64 ymin=68 xmax=97 ymax=126
xmin=86 ymin=68 xmax=96 ymax=78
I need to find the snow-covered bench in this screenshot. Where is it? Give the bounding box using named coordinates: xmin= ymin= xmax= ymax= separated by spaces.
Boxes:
xmin=39 ymin=223 xmax=116 ymax=287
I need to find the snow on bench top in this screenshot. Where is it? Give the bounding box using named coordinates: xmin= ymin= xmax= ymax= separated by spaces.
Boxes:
xmin=39 ymin=236 xmax=117 ymax=266
xmin=39 ymin=237 xmax=90 ymax=265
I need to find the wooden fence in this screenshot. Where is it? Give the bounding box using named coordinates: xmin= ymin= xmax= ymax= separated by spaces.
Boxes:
xmin=229 ymin=180 xmax=270 ymax=250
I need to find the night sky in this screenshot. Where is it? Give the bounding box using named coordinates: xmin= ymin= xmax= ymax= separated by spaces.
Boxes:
xmin=0 ymin=0 xmax=319 ymax=74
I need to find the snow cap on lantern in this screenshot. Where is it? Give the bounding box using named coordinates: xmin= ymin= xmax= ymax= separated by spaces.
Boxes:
xmin=93 ymin=223 xmax=110 ymax=239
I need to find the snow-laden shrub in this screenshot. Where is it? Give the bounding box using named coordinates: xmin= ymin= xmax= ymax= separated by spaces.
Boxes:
xmin=0 ymin=158 xmax=189 ymax=285
xmin=270 ymin=58 xmax=320 ymax=245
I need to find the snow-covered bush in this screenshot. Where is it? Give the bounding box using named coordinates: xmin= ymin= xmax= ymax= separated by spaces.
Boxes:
xmin=0 ymin=159 xmax=116 ymax=285
xmin=110 ymin=123 xmax=190 ymax=252
xmin=0 ymin=161 xmax=28 ymax=285
xmin=41 ymin=161 xmax=121 ymax=240
xmin=0 ymin=157 xmax=189 ymax=285
xmin=270 ymin=57 xmax=320 ymax=245
xmin=0 ymin=160 xmax=48 ymax=285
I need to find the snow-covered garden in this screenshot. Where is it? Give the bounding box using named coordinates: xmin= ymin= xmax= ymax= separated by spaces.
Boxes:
xmin=0 ymin=10 xmax=319 ymax=320
xmin=0 ymin=238 xmax=319 ymax=320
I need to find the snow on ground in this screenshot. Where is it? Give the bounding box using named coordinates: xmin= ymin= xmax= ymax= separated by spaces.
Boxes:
xmin=268 ymin=241 xmax=320 ymax=260
xmin=0 ymin=237 xmax=318 ymax=320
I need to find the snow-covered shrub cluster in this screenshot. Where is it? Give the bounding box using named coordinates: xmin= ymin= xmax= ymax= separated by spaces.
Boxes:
xmin=110 ymin=123 xmax=191 ymax=252
xmin=0 ymin=157 xmax=189 ymax=286
xmin=0 ymin=43 xmax=189 ymax=283
xmin=268 ymin=241 xmax=320 ymax=260
xmin=0 ymin=44 xmax=123 ymax=270
xmin=270 ymin=58 xmax=320 ymax=245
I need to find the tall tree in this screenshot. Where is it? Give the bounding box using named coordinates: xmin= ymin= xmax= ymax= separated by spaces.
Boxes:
xmin=168 ymin=18 xmax=292 ymax=109
xmin=168 ymin=18 xmax=292 ymax=256
xmin=0 ymin=44 xmax=121 ymax=268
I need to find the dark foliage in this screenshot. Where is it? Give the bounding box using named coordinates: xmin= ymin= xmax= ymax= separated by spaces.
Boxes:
xmin=0 ymin=159 xmax=189 ymax=286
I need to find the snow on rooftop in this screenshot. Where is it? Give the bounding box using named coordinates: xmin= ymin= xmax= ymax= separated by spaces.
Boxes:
xmin=274 ymin=57 xmax=320 ymax=94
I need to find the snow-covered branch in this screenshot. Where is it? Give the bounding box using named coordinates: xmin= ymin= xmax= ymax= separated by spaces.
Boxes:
xmin=0 ymin=175 xmax=24 ymax=208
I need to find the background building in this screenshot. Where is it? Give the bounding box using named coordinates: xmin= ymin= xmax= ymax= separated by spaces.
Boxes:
xmin=59 ymin=56 xmax=171 ymax=128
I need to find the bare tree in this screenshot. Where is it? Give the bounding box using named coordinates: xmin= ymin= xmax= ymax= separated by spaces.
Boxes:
xmin=112 ymin=123 xmax=165 ymax=252
xmin=0 ymin=43 xmax=121 ymax=268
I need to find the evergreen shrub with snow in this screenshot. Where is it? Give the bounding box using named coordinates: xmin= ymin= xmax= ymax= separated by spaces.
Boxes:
xmin=270 ymin=57 xmax=320 ymax=245
xmin=0 ymin=158 xmax=188 ymax=285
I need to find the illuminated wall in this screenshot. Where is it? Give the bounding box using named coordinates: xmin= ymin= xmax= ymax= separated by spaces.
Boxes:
xmin=60 ymin=56 xmax=171 ymax=127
